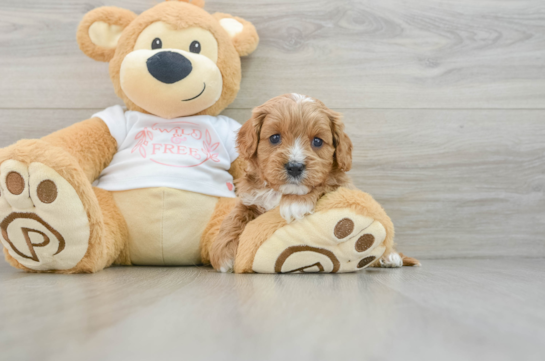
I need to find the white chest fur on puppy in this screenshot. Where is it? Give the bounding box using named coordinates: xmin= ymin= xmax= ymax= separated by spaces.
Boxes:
xmin=279 ymin=200 xmax=315 ymax=223
xmin=93 ymin=105 xmax=241 ymax=198
xmin=240 ymin=187 xmax=282 ymax=211
xmin=240 ymin=183 xmax=314 ymax=223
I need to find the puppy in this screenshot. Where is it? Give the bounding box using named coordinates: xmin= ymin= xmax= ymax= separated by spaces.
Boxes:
xmin=210 ymin=93 xmax=412 ymax=272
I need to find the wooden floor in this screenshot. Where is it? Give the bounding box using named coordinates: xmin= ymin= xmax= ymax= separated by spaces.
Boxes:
xmin=0 ymin=0 xmax=544 ymax=360
xmin=0 ymin=259 xmax=544 ymax=361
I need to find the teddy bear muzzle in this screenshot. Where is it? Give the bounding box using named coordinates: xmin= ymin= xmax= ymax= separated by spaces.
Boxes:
xmin=119 ymin=48 xmax=223 ymax=119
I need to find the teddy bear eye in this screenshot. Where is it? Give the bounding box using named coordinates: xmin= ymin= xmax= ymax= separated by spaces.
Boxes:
xmin=313 ymin=137 xmax=324 ymax=148
xmin=269 ymin=134 xmax=281 ymax=145
xmin=151 ymin=38 xmax=162 ymax=50
xmin=189 ymin=41 xmax=201 ymax=54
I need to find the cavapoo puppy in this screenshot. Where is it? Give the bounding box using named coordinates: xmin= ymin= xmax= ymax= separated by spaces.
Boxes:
xmin=210 ymin=93 xmax=415 ymax=272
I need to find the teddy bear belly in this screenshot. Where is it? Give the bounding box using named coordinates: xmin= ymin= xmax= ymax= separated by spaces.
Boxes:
xmin=111 ymin=187 xmax=219 ymax=265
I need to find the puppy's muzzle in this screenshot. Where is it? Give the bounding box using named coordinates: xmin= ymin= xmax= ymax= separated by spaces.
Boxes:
xmin=285 ymin=162 xmax=305 ymax=179
xmin=146 ymin=51 xmax=192 ymax=84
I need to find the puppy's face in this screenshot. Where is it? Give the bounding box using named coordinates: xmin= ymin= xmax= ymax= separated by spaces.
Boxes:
xmin=238 ymin=94 xmax=352 ymax=194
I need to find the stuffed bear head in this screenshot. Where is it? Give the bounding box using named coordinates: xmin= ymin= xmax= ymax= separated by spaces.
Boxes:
xmin=77 ymin=0 xmax=258 ymax=119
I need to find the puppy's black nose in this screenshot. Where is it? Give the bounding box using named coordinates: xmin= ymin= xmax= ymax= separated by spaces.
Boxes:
xmin=285 ymin=162 xmax=305 ymax=178
xmin=146 ymin=51 xmax=192 ymax=84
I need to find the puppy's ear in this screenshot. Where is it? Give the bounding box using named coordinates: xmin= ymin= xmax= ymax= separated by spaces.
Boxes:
xmin=213 ymin=13 xmax=259 ymax=56
xmin=328 ymin=109 xmax=353 ymax=172
xmin=77 ymin=6 xmax=137 ymax=62
xmin=237 ymin=106 xmax=267 ymax=161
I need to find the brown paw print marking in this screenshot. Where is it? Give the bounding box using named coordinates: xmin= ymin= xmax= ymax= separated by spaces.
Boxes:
xmin=0 ymin=212 xmax=65 ymax=262
xmin=6 ymin=172 xmax=25 ymax=195
xmin=287 ymin=262 xmax=325 ymax=273
xmin=37 ymin=180 xmax=58 ymax=204
xmin=334 ymin=218 xmax=354 ymax=239
xmin=355 ymin=234 xmax=375 ymax=252
xmin=275 ymin=245 xmax=341 ymax=273
xmin=357 ymin=256 xmax=376 ymax=269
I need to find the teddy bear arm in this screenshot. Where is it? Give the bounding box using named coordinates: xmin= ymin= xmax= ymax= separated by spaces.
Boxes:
xmin=41 ymin=118 xmax=117 ymax=182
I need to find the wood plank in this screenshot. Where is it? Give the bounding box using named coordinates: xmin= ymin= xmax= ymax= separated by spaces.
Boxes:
xmin=0 ymin=0 xmax=544 ymax=109
xmin=0 ymin=259 xmax=543 ymax=361
xmin=0 ymin=108 xmax=543 ymax=259
xmin=341 ymin=108 xmax=545 ymax=259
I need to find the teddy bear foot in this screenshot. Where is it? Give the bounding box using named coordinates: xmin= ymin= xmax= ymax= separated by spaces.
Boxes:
xmin=251 ymin=209 xmax=387 ymax=274
xmin=0 ymin=160 xmax=90 ymax=271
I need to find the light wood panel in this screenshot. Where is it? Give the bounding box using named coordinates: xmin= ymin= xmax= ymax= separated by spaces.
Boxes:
xmin=0 ymin=259 xmax=543 ymax=361
xmin=342 ymin=108 xmax=545 ymax=258
xmin=1 ymin=1 xmax=544 ymax=359
xmin=0 ymin=0 xmax=544 ymax=109
xmin=1 ymin=108 xmax=543 ymax=259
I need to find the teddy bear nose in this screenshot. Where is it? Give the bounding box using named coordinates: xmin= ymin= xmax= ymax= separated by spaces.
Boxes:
xmin=146 ymin=51 xmax=193 ymax=84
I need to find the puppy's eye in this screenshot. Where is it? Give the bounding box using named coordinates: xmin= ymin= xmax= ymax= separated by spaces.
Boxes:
xmin=269 ymin=134 xmax=281 ymax=144
xmin=189 ymin=40 xmax=201 ymax=54
xmin=152 ymin=38 xmax=162 ymax=50
xmin=313 ymin=137 xmax=324 ymax=148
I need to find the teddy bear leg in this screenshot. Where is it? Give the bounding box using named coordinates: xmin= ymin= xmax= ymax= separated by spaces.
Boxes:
xmin=0 ymin=144 xmax=128 ymax=273
xmin=234 ymin=187 xmax=417 ymax=274
xmin=93 ymin=187 xmax=131 ymax=268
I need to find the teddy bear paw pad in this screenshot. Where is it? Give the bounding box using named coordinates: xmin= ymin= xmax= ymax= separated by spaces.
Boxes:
xmin=251 ymin=209 xmax=386 ymax=273
xmin=0 ymin=161 xmax=90 ymax=271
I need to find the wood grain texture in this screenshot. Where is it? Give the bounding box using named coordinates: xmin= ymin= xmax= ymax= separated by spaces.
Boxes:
xmin=0 ymin=259 xmax=543 ymax=361
xmin=1 ymin=108 xmax=543 ymax=259
xmin=0 ymin=1 xmax=544 ymax=358
xmin=0 ymin=0 xmax=544 ymax=109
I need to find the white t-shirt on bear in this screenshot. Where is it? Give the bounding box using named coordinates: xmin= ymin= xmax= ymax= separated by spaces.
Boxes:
xmin=93 ymin=105 xmax=241 ymax=198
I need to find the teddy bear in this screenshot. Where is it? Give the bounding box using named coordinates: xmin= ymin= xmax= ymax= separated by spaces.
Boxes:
xmin=0 ymin=0 xmax=410 ymax=274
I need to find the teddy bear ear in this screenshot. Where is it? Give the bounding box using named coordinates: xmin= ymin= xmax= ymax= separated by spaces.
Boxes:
xmin=77 ymin=6 xmax=137 ymax=62
xmin=213 ymin=13 xmax=259 ymax=57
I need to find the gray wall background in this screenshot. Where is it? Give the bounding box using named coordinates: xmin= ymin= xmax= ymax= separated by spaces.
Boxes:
xmin=1 ymin=0 xmax=544 ymax=259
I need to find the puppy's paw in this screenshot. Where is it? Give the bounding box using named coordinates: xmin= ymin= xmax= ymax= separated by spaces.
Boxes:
xmin=379 ymin=252 xmax=403 ymax=268
xmin=218 ymin=258 xmax=234 ymax=273
xmin=280 ymin=198 xmax=315 ymax=223
xmin=399 ymin=252 xmax=422 ymax=267
xmin=211 ymin=252 xmax=235 ymax=273
xmin=210 ymin=238 xmax=238 ymax=273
